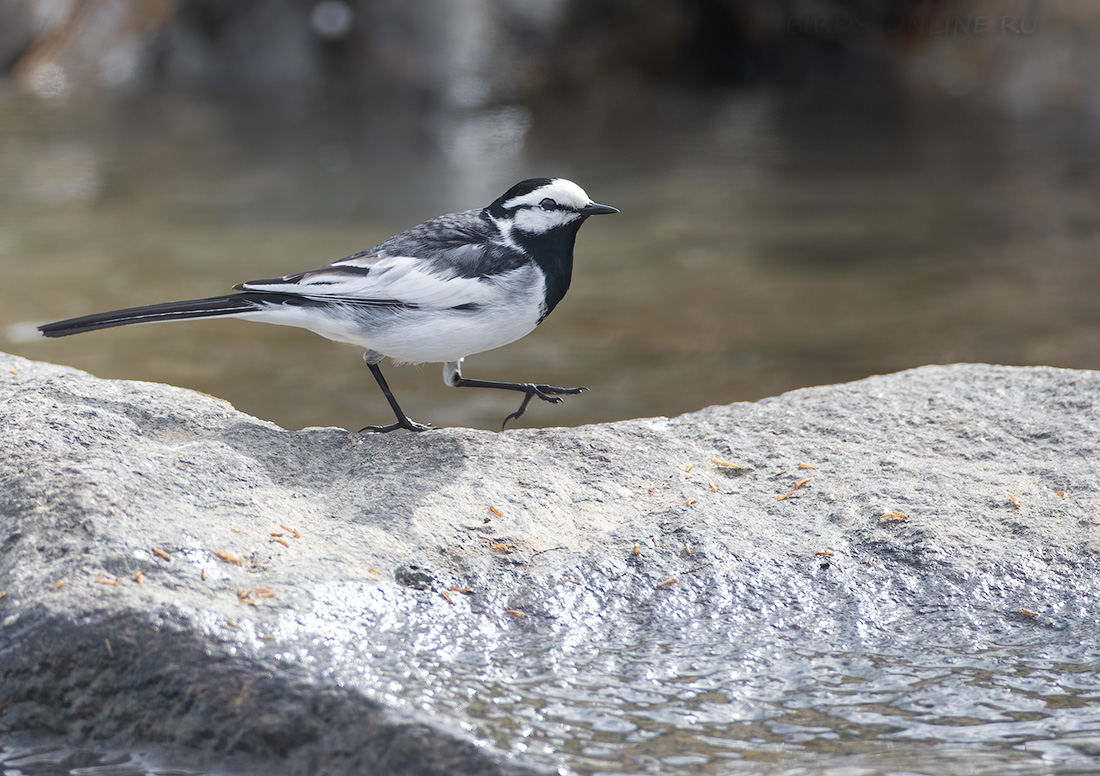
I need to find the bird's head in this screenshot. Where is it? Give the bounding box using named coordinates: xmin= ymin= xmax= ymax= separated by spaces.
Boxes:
xmin=488 ymin=178 xmax=618 ymax=235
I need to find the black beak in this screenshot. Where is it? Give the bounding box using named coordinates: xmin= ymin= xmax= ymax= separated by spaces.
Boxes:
xmin=579 ymin=201 xmax=619 ymax=216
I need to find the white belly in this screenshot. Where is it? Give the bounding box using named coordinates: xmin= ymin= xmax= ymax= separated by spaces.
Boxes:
xmin=354 ymin=299 xmax=542 ymax=363
xmin=240 ymin=269 xmax=547 ymax=364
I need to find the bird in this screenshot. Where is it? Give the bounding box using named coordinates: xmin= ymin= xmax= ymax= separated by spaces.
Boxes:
xmin=38 ymin=177 xmax=618 ymax=432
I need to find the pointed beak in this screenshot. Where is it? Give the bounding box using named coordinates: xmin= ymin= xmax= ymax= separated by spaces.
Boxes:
xmin=579 ymin=201 xmax=619 ymax=216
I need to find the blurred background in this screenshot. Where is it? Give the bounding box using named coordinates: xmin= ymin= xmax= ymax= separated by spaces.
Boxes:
xmin=2 ymin=0 xmax=1097 ymax=431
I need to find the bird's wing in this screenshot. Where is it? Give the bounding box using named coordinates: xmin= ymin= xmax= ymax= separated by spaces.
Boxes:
xmin=236 ymin=210 xmax=527 ymax=309
xmin=370 ymin=210 xmax=501 ymax=272
xmin=235 ymin=211 xmax=528 ymax=308
xmin=236 ymin=253 xmax=490 ymax=309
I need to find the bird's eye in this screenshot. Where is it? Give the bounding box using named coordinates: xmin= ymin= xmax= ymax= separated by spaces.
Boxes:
xmin=539 ymin=198 xmax=558 ymax=211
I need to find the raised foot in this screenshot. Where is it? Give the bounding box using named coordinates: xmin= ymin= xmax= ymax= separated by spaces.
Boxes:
xmin=503 ymin=384 xmax=587 ymax=429
xmin=531 ymin=384 xmax=587 ymax=398
xmin=358 ymin=419 xmax=433 ymax=433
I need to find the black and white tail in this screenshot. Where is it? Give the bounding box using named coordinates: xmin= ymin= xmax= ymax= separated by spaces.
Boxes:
xmin=37 ymin=294 xmax=269 ymax=338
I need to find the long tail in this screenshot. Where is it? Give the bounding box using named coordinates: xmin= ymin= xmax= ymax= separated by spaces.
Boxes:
xmin=37 ymin=293 xmax=278 ymax=338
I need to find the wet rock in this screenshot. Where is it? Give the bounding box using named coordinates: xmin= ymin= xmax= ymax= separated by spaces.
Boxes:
xmin=901 ymin=1 xmax=1100 ymax=116
xmin=3 ymin=0 xmax=934 ymax=105
xmin=1 ymin=353 xmax=1099 ymax=773
xmin=394 ymin=563 xmax=436 ymax=590
xmin=10 ymin=0 xmax=177 ymax=100
xmin=5 ymin=0 xmax=574 ymax=107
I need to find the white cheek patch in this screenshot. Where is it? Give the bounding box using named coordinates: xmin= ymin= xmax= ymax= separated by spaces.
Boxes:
xmin=511 ymin=208 xmax=581 ymax=233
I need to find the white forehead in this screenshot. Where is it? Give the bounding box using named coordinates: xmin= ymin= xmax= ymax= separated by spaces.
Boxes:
xmin=503 ymin=179 xmax=591 ymax=209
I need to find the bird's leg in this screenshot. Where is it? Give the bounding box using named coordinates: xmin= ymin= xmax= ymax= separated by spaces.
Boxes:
xmin=442 ymin=360 xmax=586 ymax=429
xmin=359 ymin=358 xmax=431 ymax=433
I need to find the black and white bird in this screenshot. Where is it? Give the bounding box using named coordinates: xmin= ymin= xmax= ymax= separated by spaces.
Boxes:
xmin=38 ymin=177 xmax=618 ymax=431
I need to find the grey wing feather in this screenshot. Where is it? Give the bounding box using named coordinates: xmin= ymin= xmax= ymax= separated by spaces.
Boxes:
xmin=368 ymin=209 xmax=523 ymax=277
xmin=234 ymin=208 xmax=525 ymax=309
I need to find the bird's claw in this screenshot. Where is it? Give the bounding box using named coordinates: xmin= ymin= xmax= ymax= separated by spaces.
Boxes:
xmin=535 ymin=384 xmax=587 ymax=396
xmin=501 ymin=384 xmax=587 ymax=429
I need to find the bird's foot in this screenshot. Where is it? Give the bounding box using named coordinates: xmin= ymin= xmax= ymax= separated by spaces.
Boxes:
xmin=532 ymin=383 xmax=587 ymax=398
xmin=358 ymin=418 xmax=433 ymax=433
xmin=502 ymin=384 xmax=587 ymax=429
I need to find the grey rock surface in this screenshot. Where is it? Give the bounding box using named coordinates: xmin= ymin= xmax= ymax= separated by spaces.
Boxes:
xmin=2 ymin=353 xmax=1099 ymax=774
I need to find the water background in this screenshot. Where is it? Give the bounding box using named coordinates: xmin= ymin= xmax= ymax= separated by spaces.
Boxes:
xmin=4 ymin=77 xmax=1099 ymax=432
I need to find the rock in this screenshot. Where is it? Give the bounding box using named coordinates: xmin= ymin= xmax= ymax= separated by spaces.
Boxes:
xmin=2 ymin=353 xmax=1099 ymax=774
xmin=900 ymin=1 xmax=1100 ymax=117
xmin=10 ymin=0 xmax=177 ymax=100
